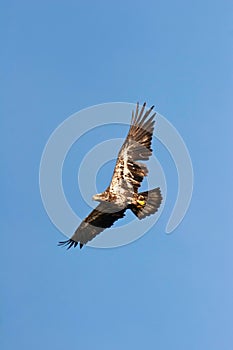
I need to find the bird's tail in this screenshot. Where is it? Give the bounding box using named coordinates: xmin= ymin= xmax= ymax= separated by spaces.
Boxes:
xmin=130 ymin=188 xmax=162 ymax=219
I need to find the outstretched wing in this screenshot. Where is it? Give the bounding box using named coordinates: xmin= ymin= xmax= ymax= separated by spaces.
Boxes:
xmin=58 ymin=202 xmax=126 ymax=249
xmin=110 ymin=102 xmax=156 ymax=197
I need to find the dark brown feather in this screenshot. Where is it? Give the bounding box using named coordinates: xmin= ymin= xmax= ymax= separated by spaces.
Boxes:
xmin=58 ymin=202 xmax=126 ymax=249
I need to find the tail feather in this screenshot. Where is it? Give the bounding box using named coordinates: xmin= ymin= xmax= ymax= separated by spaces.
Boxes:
xmin=130 ymin=188 xmax=162 ymax=219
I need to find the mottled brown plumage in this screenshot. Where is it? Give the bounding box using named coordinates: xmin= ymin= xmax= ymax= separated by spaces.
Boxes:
xmin=58 ymin=102 xmax=162 ymax=249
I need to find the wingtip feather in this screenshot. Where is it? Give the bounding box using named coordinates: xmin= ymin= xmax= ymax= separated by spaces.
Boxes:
xmin=58 ymin=239 xmax=81 ymax=249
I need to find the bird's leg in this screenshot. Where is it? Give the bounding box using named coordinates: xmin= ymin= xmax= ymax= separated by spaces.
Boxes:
xmin=136 ymin=194 xmax=146 ymax=207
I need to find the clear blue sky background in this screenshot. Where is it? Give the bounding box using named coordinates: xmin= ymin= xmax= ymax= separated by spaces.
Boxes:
xmin=1 ymin=1 xmax=233 ymax=349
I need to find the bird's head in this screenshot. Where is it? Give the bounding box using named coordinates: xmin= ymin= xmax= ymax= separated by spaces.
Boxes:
xmin=92 ymin=193 xmax=108 ymax=202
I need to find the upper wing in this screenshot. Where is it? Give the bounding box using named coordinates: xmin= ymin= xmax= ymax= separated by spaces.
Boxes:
xmin=110 ymin=102 xmax=156 ymax=196
xmin=58 ymin=202 xmax=126 ymax=249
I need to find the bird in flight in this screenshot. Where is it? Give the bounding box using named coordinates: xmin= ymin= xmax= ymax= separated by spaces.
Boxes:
xmin=58 ymin=102 xmax=162 ymax=249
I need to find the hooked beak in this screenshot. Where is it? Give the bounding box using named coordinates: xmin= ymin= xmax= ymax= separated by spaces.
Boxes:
xmin=92 ymin=194 xmax=100 ymax=201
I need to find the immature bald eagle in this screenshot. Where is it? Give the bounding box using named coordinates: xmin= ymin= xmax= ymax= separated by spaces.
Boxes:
xmin=58 ymin=102 xmax=162 ymax=249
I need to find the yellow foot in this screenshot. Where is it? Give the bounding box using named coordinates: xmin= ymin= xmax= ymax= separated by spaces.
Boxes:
xmin=137 ymin=199 xmax=145 ymax=206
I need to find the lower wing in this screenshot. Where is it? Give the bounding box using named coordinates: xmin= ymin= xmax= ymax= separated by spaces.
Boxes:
xmin=58 ymin=202 xmax=126 ymax=249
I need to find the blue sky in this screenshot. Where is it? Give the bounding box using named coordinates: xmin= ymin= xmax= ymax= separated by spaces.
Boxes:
xmin=1 ymin=0 xmax=233 ymax=349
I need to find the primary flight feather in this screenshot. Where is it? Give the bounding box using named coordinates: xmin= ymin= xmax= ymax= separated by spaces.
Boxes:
xmin=58 ymin=102 xmax=162 ymax=249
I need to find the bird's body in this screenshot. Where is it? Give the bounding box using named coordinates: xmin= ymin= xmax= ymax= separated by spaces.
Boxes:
xmin=58 ymin=102 xmax=162 ymax=249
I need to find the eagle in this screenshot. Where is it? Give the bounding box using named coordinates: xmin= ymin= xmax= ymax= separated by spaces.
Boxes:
xmin=58 ymin=102 xmax=162 ymax=249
